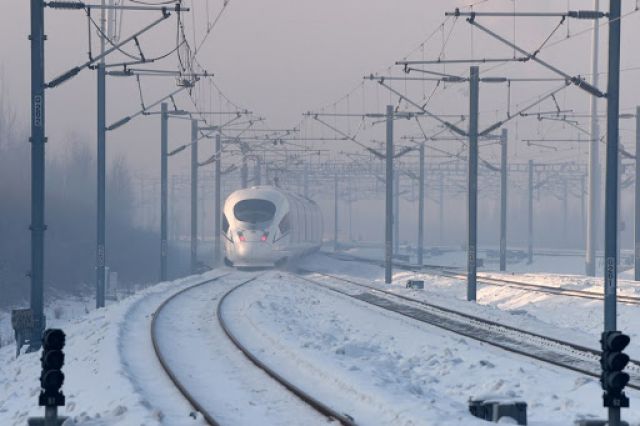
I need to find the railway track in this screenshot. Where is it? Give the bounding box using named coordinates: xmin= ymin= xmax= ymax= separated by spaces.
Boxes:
xmin=330 ymin=252 xmax=640 ymax=305
xmin=151 ymin=272 xmax=356 ymax=426
xmin=295 ymin=269 xmax=640 ymax=391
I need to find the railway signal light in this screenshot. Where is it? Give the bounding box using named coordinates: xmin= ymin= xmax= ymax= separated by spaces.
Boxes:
xmin=600 ymin=331 xmax=630 ymax=408
xmin=39 ymin=329 xmax=66 ymax=407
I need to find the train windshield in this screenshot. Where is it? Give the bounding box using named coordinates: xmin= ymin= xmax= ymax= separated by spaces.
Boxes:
xmin=234 ymin=199 xmax=277 ymax=224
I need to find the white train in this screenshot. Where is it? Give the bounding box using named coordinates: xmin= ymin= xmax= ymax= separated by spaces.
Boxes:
xmin=222 ymin=186 xmax=323 ymax=268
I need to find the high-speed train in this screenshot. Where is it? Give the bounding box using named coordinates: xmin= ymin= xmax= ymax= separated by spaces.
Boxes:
xmin=222 ymin=186 xmax=323 ymax=268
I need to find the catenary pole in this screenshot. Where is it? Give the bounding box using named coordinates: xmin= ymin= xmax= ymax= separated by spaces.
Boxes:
xmin=385 ymin=105 xmax=394 ymax=284
xmin=604 ymin=1 xmax=622 ymax=424
xmin=160 ymin=103 xmax=168 ymax=281
xmin=586 ymin=0 xmax=601 ymax=277
xmin=635 ymin=106 xmax=640 ymax=281
xmin=499 ymin=128 xmax=508 ymax=271
xmin=214 ymin=134 xmax=222 ymax=265
xmin=563 ymin=178 xmax=569 ymax=241
xmin=439 ymin=172 xmax=444 ymax=244
xmin=190 ymin=119 xmax=198 ymax=274
xmin=29 ymin=0 xmax=46 ymax=351
xmin=417 ymin=143 xmax=425 ymax=266
xmin=528 ymin=160 xmax=534 ymax=265
xmin=255 ymin=156 xmax=262 ymax=186
xmin=95 ymin=0 xmax=107 ymax=309
xmin=304 ymin=163 xmax=309 ymax=198
xmin=241 ymin=151 xmax=248 ymax=189
xmin=394 ymin=171 xmax=400 ymax=254
xmin=334 ymin=174 xmax=339 ymax=251
xmin=467 ymin=66 xmax=479 ymax=302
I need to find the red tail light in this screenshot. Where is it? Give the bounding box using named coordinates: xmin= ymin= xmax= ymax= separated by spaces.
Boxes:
xmin=238 ymin=231 xmax=246 ymax=242
xmin=261 ymin=232 xmax=269 ymax=242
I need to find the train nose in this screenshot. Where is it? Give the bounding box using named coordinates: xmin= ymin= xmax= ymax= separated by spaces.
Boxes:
xmin=236 ymin=242 xmax=270 ymax=257
xmin=235 ymin=241 xmax=274 ymax=265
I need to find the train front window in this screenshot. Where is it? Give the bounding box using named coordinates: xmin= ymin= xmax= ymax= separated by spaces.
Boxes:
xmin=234 ymin=199 xmax=276 ymax=224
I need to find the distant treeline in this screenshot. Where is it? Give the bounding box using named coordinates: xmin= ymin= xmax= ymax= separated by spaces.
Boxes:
xmin=0 ymin=89 xmax=160 ymax=308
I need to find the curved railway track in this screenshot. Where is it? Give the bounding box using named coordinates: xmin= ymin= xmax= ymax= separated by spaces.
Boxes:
xmin=151 ymin=272 xmax=356 ymax=426
xmin=218 ymin=280 xmax=357 ymax=426
xmin=295 ymin=269 xmax=640 ymax=391
xmin=330 ymin=252 xmax=640 ymax=305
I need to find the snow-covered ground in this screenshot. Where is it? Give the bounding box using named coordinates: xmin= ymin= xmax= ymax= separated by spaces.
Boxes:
xmin=224 ymin=271 xmax=639 ymax=425
xmin=0 ymin=272 xmax=220 ymax=425
xmin=308 ymin=250 xmax=640 ymax=360
xmin=2 ymin=250 xmax=639 ymax=425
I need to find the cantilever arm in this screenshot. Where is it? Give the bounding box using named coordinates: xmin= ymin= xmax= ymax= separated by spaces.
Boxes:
xmin=47 ymin=12 xmax=171 ymax=88
xmin=376 ymin=80 xmax=468 ymax=137
xmin=479 ymin=83 xmax=569 ymax=136
xmin=466 ymin=18 xmax=605 ymax=98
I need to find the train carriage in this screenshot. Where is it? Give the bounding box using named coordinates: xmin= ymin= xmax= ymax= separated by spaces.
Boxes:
xmin=222 ymin=186 xmax=323 ymax=268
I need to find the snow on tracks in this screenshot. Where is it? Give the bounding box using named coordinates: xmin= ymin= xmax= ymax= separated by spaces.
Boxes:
xmin=222 ymin=270 xmax=640 ymax=425
xmin=150 ymin=270 xmax=333 ymax=426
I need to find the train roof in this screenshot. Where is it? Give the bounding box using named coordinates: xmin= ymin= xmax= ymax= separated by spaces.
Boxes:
xmin=224 ymin=185 xmax=319 ymax=207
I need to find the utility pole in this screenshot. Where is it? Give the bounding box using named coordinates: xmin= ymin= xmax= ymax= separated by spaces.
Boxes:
xmin=528 ymin=160 xmax=534 ymax=265
xmin=385 ymin=105 xmax=394 ymax=284
xmin=160 ymin=103 xmax=168 ymax=281
xmin=635 ymin=106 xmax=640 ymax=281
xmin=214 ymin=134 xmax=222 ymax=265
xmin=467 ymin=66 xmax=479 ymax=302
xmin=417 ymin=143 xmax=425 ymax=266
xmin=586 ymin=0 xmax=601 ymax=277
xmin=95 ymin=0 xmax=107 ymax=309
xmin=499 ymin=128 xmax=508 ymax=271
xmin=604 ymin=1 xmax=622 ymax=423
xmin=190 ymin=119 xmax=198 ymax=274
xmin=334 ymin=174 xmax=339 ymax=251
xmin=28 ymin=0 xmax=46 ymax=351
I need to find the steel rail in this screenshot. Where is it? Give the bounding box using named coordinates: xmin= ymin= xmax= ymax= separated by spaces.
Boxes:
xmin=330 ymin=252 xmax=640 ymax=305
xmin=295 ymin=270 xmax=640 ymax=391
xmin=150 ymin=273 xmax=237 ymax=425
xmin=218 ymin=279 xmax=358 ymax=426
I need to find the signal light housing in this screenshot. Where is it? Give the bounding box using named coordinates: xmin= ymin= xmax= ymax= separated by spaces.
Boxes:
xmin=39 ymin=329 xmax=66 ymax=407
xmin=600 ymin=330 xmax=630 ymax=408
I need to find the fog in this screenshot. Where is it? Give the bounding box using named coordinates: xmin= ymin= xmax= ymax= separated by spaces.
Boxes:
xmin=2 ymin=0 xmax=640 ymax=305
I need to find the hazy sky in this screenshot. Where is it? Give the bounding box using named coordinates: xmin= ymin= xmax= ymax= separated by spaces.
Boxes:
xmin=1 ymin=0 xmax=640 ymax=175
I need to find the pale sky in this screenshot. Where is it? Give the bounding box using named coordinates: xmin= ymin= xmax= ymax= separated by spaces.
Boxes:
xmin=1 ymin=0 xmax=640 ymax=175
